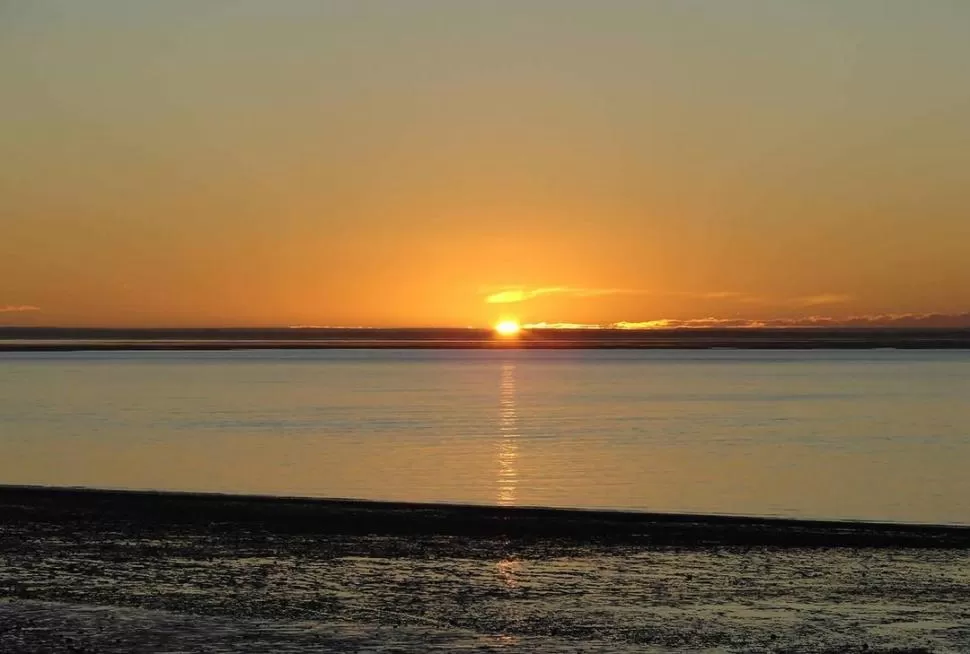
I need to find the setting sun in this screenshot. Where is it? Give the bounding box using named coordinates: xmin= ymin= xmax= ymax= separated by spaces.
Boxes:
xmin=494 ymin=320 xmax=521 ymax=337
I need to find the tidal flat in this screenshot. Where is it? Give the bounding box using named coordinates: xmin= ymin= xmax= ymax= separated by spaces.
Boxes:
xmin=1 ymin=487 xmax=969 ymax=653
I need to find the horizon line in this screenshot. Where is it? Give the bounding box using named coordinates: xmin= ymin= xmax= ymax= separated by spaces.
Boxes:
xmin=2 ymin=325 xmax=970 ymax=332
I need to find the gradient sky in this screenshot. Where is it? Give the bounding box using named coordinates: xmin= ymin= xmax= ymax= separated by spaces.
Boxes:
xmin=2 ymin=0 xmax=968 ymax=327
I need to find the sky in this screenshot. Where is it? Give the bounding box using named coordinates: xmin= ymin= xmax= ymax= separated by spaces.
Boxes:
xmin=2 ymin=0 xmax=969 ymax=328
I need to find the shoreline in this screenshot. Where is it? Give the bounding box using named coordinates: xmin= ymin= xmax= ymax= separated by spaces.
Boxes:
xmin=4 ymin=484 xmax=970 ymax=652
xmin=5 ymin=342 xmax=970 ymax=351
xmin=3 ymin=484 xmax=969 ymax=548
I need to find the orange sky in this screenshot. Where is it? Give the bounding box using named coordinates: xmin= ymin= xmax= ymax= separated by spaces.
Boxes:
xmin=2 ymin=1 xmax=968 ymax=328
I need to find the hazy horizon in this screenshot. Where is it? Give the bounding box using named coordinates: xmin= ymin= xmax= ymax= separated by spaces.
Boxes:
xmin=3 ymin=321 xmax=970 ymax=331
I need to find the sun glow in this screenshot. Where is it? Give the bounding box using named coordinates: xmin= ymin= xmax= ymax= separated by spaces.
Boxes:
xmin=494 ymin=320 xmax=521 ymax=337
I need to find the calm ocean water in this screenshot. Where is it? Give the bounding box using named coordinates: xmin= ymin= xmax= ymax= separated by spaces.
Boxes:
xmin=2 ymin=349 xmax=969 ymax=524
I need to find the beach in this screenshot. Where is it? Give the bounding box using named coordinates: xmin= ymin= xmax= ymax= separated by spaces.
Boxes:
xmin=2 ymin=485 xmax=969 ymax=653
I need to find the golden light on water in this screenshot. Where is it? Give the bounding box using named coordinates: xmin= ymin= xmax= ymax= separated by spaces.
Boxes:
xmin=494 ymin=320 xmax=522 ymax=337
xmin=495 ymin=361 xmax=523 ymax=603
xmin=496 ymin=557 xmax=522 ymax=592
xmin=497 ymin=361 xmax=519 ymax=506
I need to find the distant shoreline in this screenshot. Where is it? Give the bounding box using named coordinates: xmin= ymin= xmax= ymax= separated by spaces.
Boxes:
xmin=3 ymin=484 xmax=969 ymax=548
xmin=2 ymin=326 xmax=970 ymax=350
xmin=3 ymin=342 xmax=970 ymax=351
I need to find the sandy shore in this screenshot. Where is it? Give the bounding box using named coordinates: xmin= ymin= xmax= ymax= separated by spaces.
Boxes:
xmin=2 ymin=485 xmax=970 ymax=547
xmin=2 ymin=486 xmax=969 ymax=652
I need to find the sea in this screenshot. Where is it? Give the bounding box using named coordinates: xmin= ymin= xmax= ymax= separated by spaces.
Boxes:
xmin=3 ymin=345 xmax=969 ymax=525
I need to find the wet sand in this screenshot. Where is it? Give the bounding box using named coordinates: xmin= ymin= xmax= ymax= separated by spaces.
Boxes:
xmin=2 ymin=486 xmax=970 ymax=652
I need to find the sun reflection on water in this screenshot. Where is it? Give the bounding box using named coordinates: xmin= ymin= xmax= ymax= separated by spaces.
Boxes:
xmin=497 ymin=361 xmax=519 ymax=506
xmin=496 ymin=557 xmax=522 ymax=589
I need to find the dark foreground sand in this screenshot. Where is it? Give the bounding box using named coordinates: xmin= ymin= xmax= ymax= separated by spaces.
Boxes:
xmin=2 ymin=486 xmax=969 ymax=653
